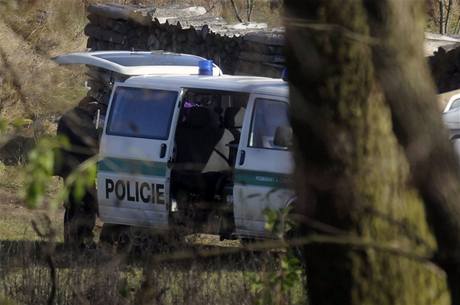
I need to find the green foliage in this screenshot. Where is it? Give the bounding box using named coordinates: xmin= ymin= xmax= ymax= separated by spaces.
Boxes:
xmin=264 ymin=207 xmax=294 ymax=240
xmin=10 ymin=118 xmax=32 ymax=129
xmin=54 ymin=153 xmax=96 ymax=209
xmin=23 ymin=137 xmax=62 ymax=208
xmin=23 ymin=135 xmax=96 ymax=210
xmin=64 ymin=157 xmax=96 ymax=203
xmin=0 ymin=116 xmax=34 ymax=135
xmin=249 ymin=252 xmax=303 ymax=305
xmin=248 ymin=207 xmax=303 ymax=305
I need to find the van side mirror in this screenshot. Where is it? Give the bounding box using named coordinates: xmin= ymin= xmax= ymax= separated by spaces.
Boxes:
xmin=273 ymin=126 xmax=293 ymax=148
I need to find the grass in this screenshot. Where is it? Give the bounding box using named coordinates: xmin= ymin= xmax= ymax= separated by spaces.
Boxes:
xmin=0 ymin=162 xmax=307 ymax=305
xmin=0 ymin=214 xmax=307 ymax=305
xmin=0 ymin=0 xmax=89 ymax=124
xmin=0 ymin=163 xmax=64 ymax=241
xmin=0 ymin=163 xmax=307 ymax=305
xmin=0 ymin=247 xmax=307 ymax=305
xmin=0 ymin=205 xmax=63 ymax=241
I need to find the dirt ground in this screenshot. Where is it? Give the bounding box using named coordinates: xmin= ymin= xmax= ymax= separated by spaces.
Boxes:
xmin=0 ymin=189 xmax=64 ymax=241
xmin=0 ymin=163 xmax=240 ymax=249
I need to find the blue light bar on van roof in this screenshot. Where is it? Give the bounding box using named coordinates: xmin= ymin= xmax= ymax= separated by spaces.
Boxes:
xmin=198 ymin=60 xmax=214 ymax=76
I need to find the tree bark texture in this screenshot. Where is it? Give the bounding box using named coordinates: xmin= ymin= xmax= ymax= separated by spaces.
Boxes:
xmin=366 ymin=0 xmax=460 ymax=303
xmin=285 ymin=1 xmax=451 ymax=304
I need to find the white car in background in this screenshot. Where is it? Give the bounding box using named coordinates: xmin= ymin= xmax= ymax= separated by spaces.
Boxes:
xmin=443 ymin=93 xmax=460 ymax=132
xmin=442 ymin=93 xmax=460 ymax=158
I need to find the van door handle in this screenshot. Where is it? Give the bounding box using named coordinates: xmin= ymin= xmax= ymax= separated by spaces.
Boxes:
xmin=160 ymin=143 xmax=167 ymax=158
xmin=239 ymin=150 xmax=246 ymax=165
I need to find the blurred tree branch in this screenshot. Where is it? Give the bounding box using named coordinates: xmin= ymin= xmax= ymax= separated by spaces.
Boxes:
xmin=285 ymin=0 xmax=454 ymax=304
xmin=366 ymin=0 xmax=460 ymax=303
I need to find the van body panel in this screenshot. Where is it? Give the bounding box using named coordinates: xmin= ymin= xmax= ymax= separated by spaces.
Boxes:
xmin=233 ymin=94 xmax=294 ymax=238
xmin=97 ymin=171 xmax=170 ymax=228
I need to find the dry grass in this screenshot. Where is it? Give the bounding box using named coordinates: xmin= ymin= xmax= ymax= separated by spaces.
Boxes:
xmin=0 ymin=0 xmax=282 ymax=121
xmin=0 ymin=163 xmax=306 ymax=305
xmin=0 ymin=170 xmax=306 ymax=305
xmin=0 ymin=163 xmax=63 ymax=241
xmin=0 ymin=255 xmax=261 ymax=305
xmin=0 ymin=223 xmax=307 ymax=305
xmin=0 ymin=1 xmax=88 ymax=121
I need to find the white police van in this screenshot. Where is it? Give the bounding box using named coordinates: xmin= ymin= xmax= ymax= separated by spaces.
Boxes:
xmin=55 ymin=51 xmax=294 ymax=240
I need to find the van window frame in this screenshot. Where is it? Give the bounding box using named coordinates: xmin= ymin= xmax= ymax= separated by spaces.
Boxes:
xmin=247 ymin=98 xmax=290 ymax=151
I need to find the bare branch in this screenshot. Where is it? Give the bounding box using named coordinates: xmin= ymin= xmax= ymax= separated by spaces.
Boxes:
xmin=445 ymin=0 xmax=452 ymax=33
xmin=246 ymin=0 xmax=254 ymax=22
xmin=229 ymin=0 xmax=244 ymax=23
xmin=148 ymin=234 xmax=437 ymax=268
xmin=439 ymin=0 xmax=445 ymax=34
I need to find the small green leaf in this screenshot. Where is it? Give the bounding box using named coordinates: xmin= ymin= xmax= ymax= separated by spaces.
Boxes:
xmin=11 ymin=118 xmax=33 ymax=128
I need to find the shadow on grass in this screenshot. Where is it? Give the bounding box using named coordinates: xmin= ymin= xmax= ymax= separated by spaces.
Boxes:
xmin=0 ymin=239 xmax=307 ymax=305
xmin=0 ymin=239 xmax=274 ymax=271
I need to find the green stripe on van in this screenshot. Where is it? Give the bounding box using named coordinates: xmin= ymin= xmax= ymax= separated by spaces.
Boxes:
xmin=234 ymin=169 xmax=291 ymax=188
xmin=98 ymin=157 xmax=167 ymax=177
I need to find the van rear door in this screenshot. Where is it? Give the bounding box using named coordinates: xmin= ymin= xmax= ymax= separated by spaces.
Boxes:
xmin=97 ymin=83 xmax=181 ymax=229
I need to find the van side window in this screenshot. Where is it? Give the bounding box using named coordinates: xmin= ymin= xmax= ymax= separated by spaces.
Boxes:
xmin=107 ymin=87 xmax=178 ymax=140
xmin=249 ymin=98 xmax=290 ymax=149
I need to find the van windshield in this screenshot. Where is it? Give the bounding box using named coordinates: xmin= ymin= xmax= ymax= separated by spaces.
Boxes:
xmin=107 ymin=86 xmax=178 ymax=140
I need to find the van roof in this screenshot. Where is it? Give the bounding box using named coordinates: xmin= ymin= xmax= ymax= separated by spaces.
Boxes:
xmin=53 ymin=51 xmax=223 ymax=76
xmin=123 ymin=74 xmax=288 ymax=97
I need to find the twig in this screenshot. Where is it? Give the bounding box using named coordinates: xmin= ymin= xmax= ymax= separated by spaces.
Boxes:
xmin=31 ymin=216 xmax=57 ymax=305
xmin=230 ymin=0 xmax=244 ymax=23
xmin=46 ymin=255 xmax=57 ymax=305
xmin=285 ymin=17 xmax=380 ymax=46
xmin=444 ymin=0 xmax=452 ymax=34
xmin=246 ymin=0 xmax=254 ymax=22
xmin=439 ymin=0 xmax=445 ymax=34
xmin=149 ymin=234 xmax=438 ymax=269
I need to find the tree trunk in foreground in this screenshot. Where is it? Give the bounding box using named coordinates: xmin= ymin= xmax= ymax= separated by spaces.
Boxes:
xmin=285 ymin=1 xmax=455 ymax=304
xmin=367 ymin=1 xmax=460 ymax=303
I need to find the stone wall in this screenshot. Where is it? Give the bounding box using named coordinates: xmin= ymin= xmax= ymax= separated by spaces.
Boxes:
xmin=84 ymin=4 xmax=460 ymax=95
xmin=85 ymin=3 xmax=284 ymax=78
